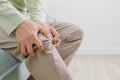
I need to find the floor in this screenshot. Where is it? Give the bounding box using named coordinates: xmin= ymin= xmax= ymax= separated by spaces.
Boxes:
xmin=68 ymin=55 xmax=120 ymax=80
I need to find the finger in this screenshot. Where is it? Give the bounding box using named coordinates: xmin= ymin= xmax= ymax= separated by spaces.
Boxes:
xmin=26 ymin=43 xmax=36 ymax=56
xmin=50 ymin=27 xmax=56 ymax=37
xmin=17 ymin=42 xmax=21 ymax=51
xmin=52 ymin=37 xmax=61 ymax=47
xmin=54 ymin=39 xmax=61 ymax=47
xmin=39 ymin=26 xmax=50 ymax=38
xmin=56 ymin=39 xmax=61 ymax=47
xmin=21 ymin=43 xmax=28 ymax=55
xmin=50 ymin=27 xmax=59 ymax=37
xmin=54 ymin=43 xmax=59 ymax=47
xmin=34 ymin=37 xmax=44 ymax=52
xmin=42 ymin=28 xmax=50 ymax=38
xmin=52 ymin=36 xmax=60 ymax=44
xmin=53 ymin=36 xmax=59 ymax=42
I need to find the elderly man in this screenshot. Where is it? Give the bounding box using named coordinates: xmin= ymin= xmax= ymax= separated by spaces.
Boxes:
xmin=0 ymin=0 xmax=83 ymax=80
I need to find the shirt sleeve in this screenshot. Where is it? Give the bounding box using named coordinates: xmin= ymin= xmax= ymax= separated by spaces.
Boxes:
xmin=0 ymin=0 xmax=27 ymax=36
xmin=27 ymin=0 xmax=47 ymax=22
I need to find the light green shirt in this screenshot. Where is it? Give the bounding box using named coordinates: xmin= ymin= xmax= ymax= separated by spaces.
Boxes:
xmin=0 ymin=0 xmax=47 ymax=36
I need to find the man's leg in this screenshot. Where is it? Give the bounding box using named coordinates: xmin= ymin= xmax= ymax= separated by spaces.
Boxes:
xmin=0 ymin=27 xmax=73 ymax=80
xmin=25 ymin=33 xmax=73 ymax=80
xmin=0 ymin=21 xmax=83 ymax=80
xmin=26 ymin=21 xmax=83 ymax=79
xmin=48 ymin=21 xmax=83 ymax=66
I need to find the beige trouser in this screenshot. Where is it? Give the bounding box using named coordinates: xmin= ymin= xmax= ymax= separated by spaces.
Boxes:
xmin=0 ymin=21 xmax=83 ymax=80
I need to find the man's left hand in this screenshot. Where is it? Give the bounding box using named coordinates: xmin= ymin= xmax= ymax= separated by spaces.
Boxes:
xmin=50 ymin=26 xmax=61 ymax=47
xmin=35 ymin=21 xmax=61 ymax=48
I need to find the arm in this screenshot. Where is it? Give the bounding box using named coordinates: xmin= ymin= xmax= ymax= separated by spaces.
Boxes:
xmin=0 ymin=0 xmax=50 ymax=55
xmin=0 ymin=0 xmax=27 ymax=36
xmin=27 ymin=0 xmax=61 ymax=47
xmin=27 ymin=0 xmax=47 ymax=22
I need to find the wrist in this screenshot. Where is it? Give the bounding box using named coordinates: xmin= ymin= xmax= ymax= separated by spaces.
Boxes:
xmin=16 ymin=19 xmax=39 ymax=34
xmin=34 ymin=20 xmax=49 ymax=29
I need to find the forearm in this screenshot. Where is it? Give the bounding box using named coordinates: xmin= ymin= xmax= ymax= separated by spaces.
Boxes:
xmin=27 ymin=0 xmax=47 ymax=22
xmin=0 ymin=0 xmax=27 ymax=36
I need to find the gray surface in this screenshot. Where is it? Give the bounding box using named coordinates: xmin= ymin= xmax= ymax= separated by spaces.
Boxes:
xmin=0 ymin=49 xmax=30 ymax=80
xmin=0 ymin=49 xmax=20 ymax=76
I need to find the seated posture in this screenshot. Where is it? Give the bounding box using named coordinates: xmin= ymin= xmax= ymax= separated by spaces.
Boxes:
xmin=0 ymin=0 xmax=83 ymax=80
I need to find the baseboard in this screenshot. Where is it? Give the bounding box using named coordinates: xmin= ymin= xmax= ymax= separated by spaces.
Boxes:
xmin=76 ymin=48 xmax=120 ymax=55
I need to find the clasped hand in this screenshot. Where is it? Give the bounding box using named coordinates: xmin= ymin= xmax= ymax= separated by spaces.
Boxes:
xmin=15 ymin=19 xmax=60 ymax=56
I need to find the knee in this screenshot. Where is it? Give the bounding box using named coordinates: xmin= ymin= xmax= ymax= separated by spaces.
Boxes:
xmin=37 ymin=33 xmax=53 ymax=51
xmin=38 ymin=33 xmax=52 ymax=43
xmin=64 ymin=24 xmax=84 ymax=42
xmin=75 ymin=26 xmax=84 ymax=40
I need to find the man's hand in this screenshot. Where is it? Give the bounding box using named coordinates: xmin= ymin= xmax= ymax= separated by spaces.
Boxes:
xmin=50 ymin=27 xmax=61 ymax=48
xmin=15 ymin=19 xmax=50 ymax=56
xmin=35 ymin=21 xmax=61 ymax=48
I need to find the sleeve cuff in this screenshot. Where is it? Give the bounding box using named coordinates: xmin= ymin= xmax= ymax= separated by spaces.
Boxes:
xmin=30 ymin=14 xmax=46 ymax=22
xmin=6 ymin=16 xmax=27 ymax=36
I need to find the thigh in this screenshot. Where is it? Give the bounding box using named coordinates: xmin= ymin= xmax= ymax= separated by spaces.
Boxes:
xmin=0 ymin=28 xmax=19 ymax=59
xmin=48 ymin=21 xmax=83 ymax=42
xmin=0 ymin=28 xmax=73 ymax=80
xmin=0 ymin=28 xmax=54 ymax=61
xmin=47 ymin=21 xmax=83 ymax=60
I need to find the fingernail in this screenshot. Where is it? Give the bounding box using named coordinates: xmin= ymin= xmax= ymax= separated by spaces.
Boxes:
xmin=42 ymin=47 xmax=44 ymax=51
xmin=47 ymin=35 xmax=49 ymax=38
xmin=32 ymin=54 xmax=35 ymax=57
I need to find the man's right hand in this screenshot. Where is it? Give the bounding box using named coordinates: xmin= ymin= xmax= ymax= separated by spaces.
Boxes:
xmin=15 ymin=19 xmax=50 ymax=56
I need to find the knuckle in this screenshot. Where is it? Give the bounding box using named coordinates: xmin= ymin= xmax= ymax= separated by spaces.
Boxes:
xmin=23 ymin=52 xmax=27 ymax=54
xmin=28 ymin=49 xmax=34 ymax=54
xmin=37 ymin=41 xmax=43 ymax=47
xmin=21 ymin=50 xmax=26 ymax=54
xmin=38 ymin=45 xmax=42 ymax=49
xmin=34 ymin=35 xmax=38 ymax=40
xmin=27 ymin=33 xmax=36 ymax=39
xmin=57 ymin=34 xmax=60 ymax=38
xmin=30 ymin=33 xmax=36 ymax=38
xmin=59 ymin=39 xmax=61 ymax=42
xmin=17 ymin=41 xmax=21 ymax=45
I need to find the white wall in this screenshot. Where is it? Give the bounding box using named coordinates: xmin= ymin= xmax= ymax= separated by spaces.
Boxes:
xmin=47 ymin=0 xmax=120 ymax=55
